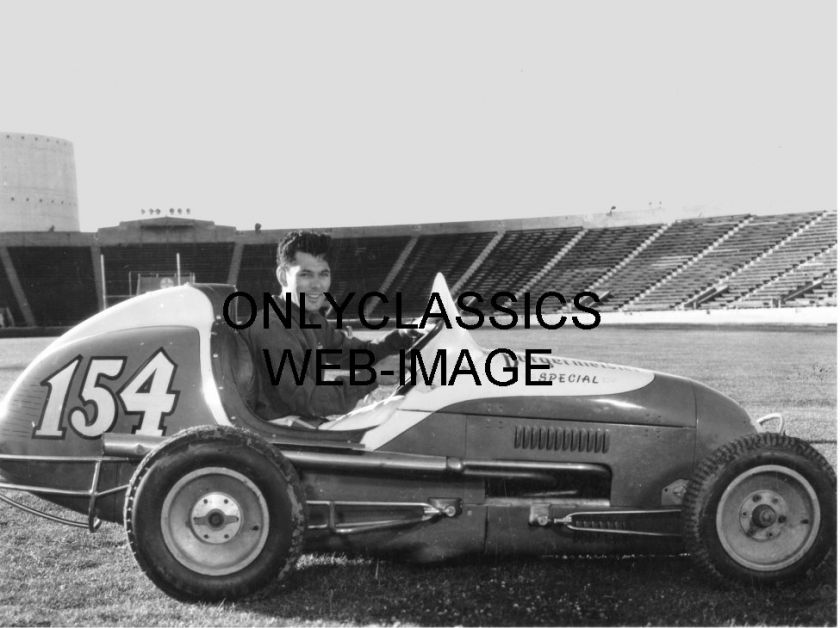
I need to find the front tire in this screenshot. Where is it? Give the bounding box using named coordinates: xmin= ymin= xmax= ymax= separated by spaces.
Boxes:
xmin=683 ymin=433 xmax=835 ymax=585
xmin=124 ymin=426 xmax=306 ymax=602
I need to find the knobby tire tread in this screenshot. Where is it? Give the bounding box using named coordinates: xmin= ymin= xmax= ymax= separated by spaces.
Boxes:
xmin=124 ymin=425 xmax=306 ymax=602
xmin=682 ymin=432 xmax=835 ymax=586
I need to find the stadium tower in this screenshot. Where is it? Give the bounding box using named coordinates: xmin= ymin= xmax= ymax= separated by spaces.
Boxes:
xmin=0 ymin=132 xmax=79 ymax=231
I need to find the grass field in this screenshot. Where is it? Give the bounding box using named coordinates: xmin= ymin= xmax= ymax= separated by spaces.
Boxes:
xmin=0 ymin=326 xmax=836 ymax=626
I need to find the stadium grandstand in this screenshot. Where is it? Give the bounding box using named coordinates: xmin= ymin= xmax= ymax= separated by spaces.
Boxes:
xmin=0 ymin=208 xmax=836 ymax=331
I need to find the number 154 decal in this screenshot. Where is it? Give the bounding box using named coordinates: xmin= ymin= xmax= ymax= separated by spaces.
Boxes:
xmin=35 ymin=349 xmax=179 ymax=439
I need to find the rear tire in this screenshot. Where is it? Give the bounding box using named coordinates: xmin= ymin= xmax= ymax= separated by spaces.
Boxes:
xmin=124 ymin=426 xmax=306 ymax=602
xmin=683 ymin=433 xmax=835 ymax=585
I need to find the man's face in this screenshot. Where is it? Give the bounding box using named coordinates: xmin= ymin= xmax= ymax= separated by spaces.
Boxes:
xmin=277 ymin=251 xmax=332 ymax=313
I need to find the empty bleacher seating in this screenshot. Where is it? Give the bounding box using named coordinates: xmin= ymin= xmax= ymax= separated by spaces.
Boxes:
xmin=327 ymin=236 xmax=410 ymax=311
xmin=2 ymin=210 xmax=836 ymax=329
xmin=386 ymin=232 xmax=495 ymax=315
xmin=237 ymin=243 xmax=278 ymax=298
xmin=739 ymin=244 xmax=837 ymax=307
xmin=100 ymin=243 xmax=235 ymax=301
xmin=812 ymin=271 xmax=837 ymax=305
xmin=0 ymin=253 xmax=23 ymax=326
xmin=526 ymin=224 xmax=661 ymax=307
xmin=595 ymin=215 xmax=750 ymax=310
xmin=704 ymin=211 xmax=836 ymax=308
xmin=461 ymin=227 xmax=582 ymax=310
xmin=7 ymin=246 xmax=98 ymax=326
xmin=629 ymin=212 xmax=819 ymax=310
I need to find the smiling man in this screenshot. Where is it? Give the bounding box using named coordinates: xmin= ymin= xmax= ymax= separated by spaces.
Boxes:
xmin=243 ymin=231 xmax=416 ymax=425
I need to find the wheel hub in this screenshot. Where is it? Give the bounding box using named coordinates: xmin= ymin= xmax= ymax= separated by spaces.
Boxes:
xmin=191 ymin=492 xmax=242 ymax=544
xmin=738 ymin=489 xmax=788 ymax=540
xmin=160 ymin=467 xmax=270 ymax=576
xmin=717 ymin=464 xmax=820 ymax=571
xmin=752 ymin=504 xmax=777 ymax=527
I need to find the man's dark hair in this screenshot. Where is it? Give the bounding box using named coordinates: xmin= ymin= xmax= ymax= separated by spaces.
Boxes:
xmin=276 ymin=231 xmax=332 ymax=268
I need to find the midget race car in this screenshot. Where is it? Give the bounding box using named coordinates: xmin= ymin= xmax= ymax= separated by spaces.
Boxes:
xmin=0 ymin=274 xmax=834 ymax=602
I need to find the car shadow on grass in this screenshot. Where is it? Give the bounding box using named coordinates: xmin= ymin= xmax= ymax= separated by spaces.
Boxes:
xmin=235 ymin=552 xmax=836 ymax=626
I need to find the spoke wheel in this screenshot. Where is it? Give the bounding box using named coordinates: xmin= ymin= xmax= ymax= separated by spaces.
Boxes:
xmin=683 ymin=433 xmax=835 ymax=585
xmin=125 ymin=426 xmax=306 ymax=602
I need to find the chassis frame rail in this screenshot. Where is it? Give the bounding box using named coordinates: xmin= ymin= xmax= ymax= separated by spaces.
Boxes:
xmin=102 ymin=433 xmax=611 ymax=480
xmin=306 ymin=498 xmax=461 ymax=535
xmin=0 ymin=453 xmax=131 ymax=532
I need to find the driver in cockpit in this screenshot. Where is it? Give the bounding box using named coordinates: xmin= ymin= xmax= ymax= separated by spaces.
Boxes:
xmin=243 ymin=231 xmax=418 ymax=427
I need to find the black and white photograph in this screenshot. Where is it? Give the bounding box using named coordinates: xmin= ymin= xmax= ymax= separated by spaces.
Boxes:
xmin=0 ymin=1 xmax=835 ymax=625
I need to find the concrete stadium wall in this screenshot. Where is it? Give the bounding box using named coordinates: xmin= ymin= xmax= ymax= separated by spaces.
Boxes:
xmin=0 ymin=132 xmax=79 ymax=231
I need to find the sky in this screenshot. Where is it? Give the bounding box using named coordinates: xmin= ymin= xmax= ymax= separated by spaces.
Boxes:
xmin=0 ymin=1 xmax=835 ymax=232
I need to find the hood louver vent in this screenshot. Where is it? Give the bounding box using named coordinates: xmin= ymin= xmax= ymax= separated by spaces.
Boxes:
xmin=514 ymin=425 xmax=610 ymax=454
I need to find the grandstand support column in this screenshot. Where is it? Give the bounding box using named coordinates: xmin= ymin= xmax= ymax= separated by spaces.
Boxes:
xmin=227 ymin=241 xmax=244 ymax=287
xmin=90 ymin=245 xmax=104 ymax=311
xmin=367 ymin=236 xmax=419 ymax=318
xmin=0 ymin=246 xmax=36 ymax=326
xmin=784 ymin=276 xmax=829 ymax=303
xmin=452 ymin=230 xmax=506 ymax=294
